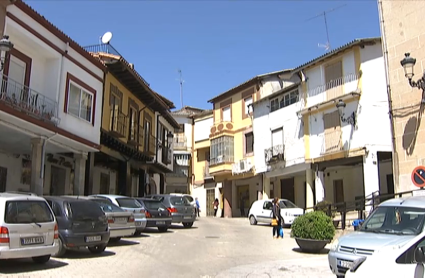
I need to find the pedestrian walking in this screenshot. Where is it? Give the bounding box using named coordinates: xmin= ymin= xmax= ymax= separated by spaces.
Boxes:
xmin=272 ymin=197 xmax=283 ymax=239
xmin=213 ymin=198 xmax=219 ymax=217
xmin=195 ymin=197 xmax=200 ymax=217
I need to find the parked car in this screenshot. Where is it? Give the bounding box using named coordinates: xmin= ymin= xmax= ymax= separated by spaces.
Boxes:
xmin=136 ymin=198 xmax=172 ymax=232
xmin=345 ymin=230 xmax=425 ymax=277
xmin=64 ymin=196 xmax=136 ymax=242
xmin=0 ymin=193 xmax=59 ymax=264
xmin=170 ymin=193 xmax=196 ymax=207
xmin=44 ymin=196 xmax=110 ymax=257
xmin=146 ymin=194 xmax=196 ymax=228
xmin=90 ymin=194 xmax=147 ymax=235
xmin=328 ymin=196 xmax=425 ymax=277
xmin=248 ymin=199 xmax=304 ymax=226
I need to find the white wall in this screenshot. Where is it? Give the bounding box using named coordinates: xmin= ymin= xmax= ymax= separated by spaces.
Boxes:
xmin=194 ymin=116 xmax=213 ymax=142
xmin=253 ymin=91 xmax=305 ymax=173
xmin=173 ymin=115 xmax=193 ymax=151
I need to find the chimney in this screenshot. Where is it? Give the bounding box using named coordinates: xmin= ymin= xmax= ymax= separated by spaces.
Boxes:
xmin=129 ymin=63 xmax=134 ymax=69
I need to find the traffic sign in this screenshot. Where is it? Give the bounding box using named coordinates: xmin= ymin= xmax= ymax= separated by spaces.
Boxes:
xmin=412 ymin=166 xmax=425 ymax=188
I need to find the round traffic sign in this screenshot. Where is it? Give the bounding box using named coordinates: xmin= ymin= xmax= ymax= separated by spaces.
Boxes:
xmin=412 ymin=166 xmax=425 ymax=188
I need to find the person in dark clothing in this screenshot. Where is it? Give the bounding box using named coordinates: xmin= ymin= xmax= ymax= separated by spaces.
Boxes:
xmin=272 ymin=197 xmax=283 ymax=239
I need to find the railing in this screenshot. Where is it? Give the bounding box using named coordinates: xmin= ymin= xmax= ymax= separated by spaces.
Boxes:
xmin=264 ymin=144 xmax=285 ymax=164
xmin=210 ymin=155 xmax=234 ymax=166
xmin=320 ymin=132 xmax=343 ymax=155
xmin=305 ymin=73 xmax=359 ymax=106
xmin=0 ymin=75 xmax=59 ymax=125
xmin=304 ymin=188 xmax=425 ymax=230
xmin=203 ymin=161 xmax=213 ymax=179
xmin=173 ymin=134 xmax=187 ymax=150
xmin=167 ymin=164 xmax=189 ymax=177
xmin=83 ymin=43 xmax=122 ymax=57
xmin=110 ymin=109 xmax=127 ymax=137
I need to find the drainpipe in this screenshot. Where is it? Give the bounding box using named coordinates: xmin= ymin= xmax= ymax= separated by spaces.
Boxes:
xmin=40 ymin=133 xmax=58 ymax=180
xmin=55 ymin=42 xmax=68 ymax=105
xmin=378 ymin=0 xmax=399 ymax=189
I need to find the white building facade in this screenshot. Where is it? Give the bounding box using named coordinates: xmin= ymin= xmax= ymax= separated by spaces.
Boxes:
xmin=0 ymin=1 xmax=105 ymax=195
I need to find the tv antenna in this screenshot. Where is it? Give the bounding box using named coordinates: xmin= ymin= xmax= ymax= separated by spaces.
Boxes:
xmin=305 ymin=4 xmax=346 ymax=51
xmin=99 ymin=31 xmax=113 ymax=53
xmin=177 ymin=69 xmax=184 ymax=109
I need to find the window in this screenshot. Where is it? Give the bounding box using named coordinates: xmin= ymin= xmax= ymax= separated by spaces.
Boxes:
xmin=93 ymin=201 xmax=124 ymax=213
xmin=210 ymin=136 xmax=234 ymax=165
xmin=263 ymin=201 xmax=273 ymax=210
xmin=68 ymin=82 xmax=93 ymax=122
xmin=270 ymin=90 xmax=299 ymax=112
xmin=170 ymin=196 xmax=189 ymax=206
xmin=222 ymin=106 xmax=231 ymax=122
xmin=243 ymin=96 xmax=253 ymax=117
xmin=141 ymin=200 xmax=167 ymax=210
xmin=128 ymin=106 xmax=137 ymax=141
xmin=5 ymin=201 xmax=54 ymax=224
xmin=144 ymin=117 xmax=152 ymax=152
xmin=272 ymin=128 xmax=283 ymax=147
xmin=325 ymin=61 xmax=343 ymax=89
xmin=116 ymin=198 xmax=142 ymax=208
xmin=68 ymin=201 xmax=105 ymax=221
xmin=245 ymin=132 xmax=254 ymax=155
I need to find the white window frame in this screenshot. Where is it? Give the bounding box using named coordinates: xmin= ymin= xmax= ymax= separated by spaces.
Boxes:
xmin=222 ymin=106 xmax=231 ymax=122
xmin=244 ymin=96 xmax=253 ymax=115
xmin=270 ymin=89 xmax=299 ymax=112
xmin=67 ymin=81 xmax=94 ymax=123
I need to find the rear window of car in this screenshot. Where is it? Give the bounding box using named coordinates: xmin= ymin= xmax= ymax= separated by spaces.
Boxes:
xmin=185 ymin=196 xmax=194 ymax=202
xmin=67 ymin=201 xmax=104 ymax=220
xmin=170 ymin=197 xmax=188 ymax=206
xmin=92 ymin=200 xmax=124 ymax=213
xmin=116 ymin=198 xmax=142 ymax=208
xmin=141 ymin=200 xmax=166 ymax=210
xmin=5 ymin=200 xmax=54 ymax=224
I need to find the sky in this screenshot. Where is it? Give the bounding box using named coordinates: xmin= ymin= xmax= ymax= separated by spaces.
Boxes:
xmin=26 ymin=0 xmax=380 ymax=111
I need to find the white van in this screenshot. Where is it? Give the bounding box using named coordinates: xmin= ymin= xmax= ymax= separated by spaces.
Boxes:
xmin=0 ymin=193 xmax=59 ymax=263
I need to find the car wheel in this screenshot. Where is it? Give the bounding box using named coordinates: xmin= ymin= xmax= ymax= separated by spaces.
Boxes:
xmin=158 ymin=227 xmax=168 ymax=232
xmin=183 ymin=222 xmax=193 ymax=228
xmin=109 ymin=237 xmax=121 ymax=243
xmin=336 ymin=276 xmax=344 ymax=278
xmin=32 ymin=255 xmax=50 ymax=264
xmin=88 ymin=244 xmax=107 ymax=254
xmin=53 ymin=237 xmax=66 ymax=257
xmin=249 ymin=215 xmax=257 ymax=225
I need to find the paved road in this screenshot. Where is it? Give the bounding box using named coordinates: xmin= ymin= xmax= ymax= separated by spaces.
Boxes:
xmin=0 ymin=217 xmax=334 ymax=278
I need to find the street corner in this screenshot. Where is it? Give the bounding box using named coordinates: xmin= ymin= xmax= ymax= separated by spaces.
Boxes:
xmin=214 ymin=256 xmax=334 ymax=278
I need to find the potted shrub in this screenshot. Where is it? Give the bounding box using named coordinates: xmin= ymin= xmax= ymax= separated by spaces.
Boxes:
xmin=315 ymin=200 xmax=339 ymax=228
xmin=291 ymin=211 xmax=335 ymax=253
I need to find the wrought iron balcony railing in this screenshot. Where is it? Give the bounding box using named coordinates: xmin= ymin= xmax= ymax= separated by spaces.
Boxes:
xmin=264 ymin=144 xmax=285 ymax=164
xmin=210 ymin=155 xmax=234 ymax=166
xmin=110 ymin=109 xmax=127 ymax=137
xmin=84 ymin=43 xmax=122 ymax=57
xmin=167 ymin=164 xmax=189 ymax=177
xmin=0 ymin=75 xmax=59 ymax=125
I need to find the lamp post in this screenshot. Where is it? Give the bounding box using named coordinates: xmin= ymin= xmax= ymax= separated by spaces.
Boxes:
xmin=336 ymin=99 xmax=356 ymax=126
xmin=0 ymin=35 xmax=13 ymax=71
xmin=400 ymin=53 xmax=425 ymax=102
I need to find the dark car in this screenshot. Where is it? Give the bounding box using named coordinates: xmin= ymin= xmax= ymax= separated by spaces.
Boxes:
xmin=136 ymin=198 xmax=172 ymax=232
xmin=44 ymin=196 xmax=110 ymax=257
xmin=146 ymin=194 xmax=196 ymax=228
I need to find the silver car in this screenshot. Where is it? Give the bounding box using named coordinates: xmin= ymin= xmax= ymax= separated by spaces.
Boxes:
xmin=328 ymin=196 xmax=425 ymax=277
xmin=90 ymin=195 xmax=147 ymax=236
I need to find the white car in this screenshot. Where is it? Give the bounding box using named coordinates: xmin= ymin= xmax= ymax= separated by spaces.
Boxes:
xmin=0 ymin=192 xmax=59 ymax=263
xmin=346 ymin=230 xmax=425 ymax=278
xmin=248 ymin=199 xmax=304 ymax=226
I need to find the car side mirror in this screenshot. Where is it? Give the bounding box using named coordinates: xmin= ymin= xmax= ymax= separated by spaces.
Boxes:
xmin=414 ymin=247 xmax=425 ymax=263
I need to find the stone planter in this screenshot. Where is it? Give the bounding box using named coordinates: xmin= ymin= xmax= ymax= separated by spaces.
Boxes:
xmin=295 ymin=237 xmax=331 ymax=253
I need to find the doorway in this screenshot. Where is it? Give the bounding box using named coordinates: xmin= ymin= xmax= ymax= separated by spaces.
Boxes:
xmin=333 ymin=179 xmax=344 ymax=203
xmin=0 ymin=167 xmax=7 ymax=192
xmin=206 ymin=189 xmax=215 ymax=216
xmin=280 ymin=178 xmax=295 ymax=203
xmin=50 ymin=166 xmax=66 ymax=195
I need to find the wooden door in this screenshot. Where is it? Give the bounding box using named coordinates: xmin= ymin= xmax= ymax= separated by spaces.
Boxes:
xmin=206 ymin=189 xmax=215 ymax=216
xmin=333 ymin=179 xmax=344 ymax=203
xmin=323 ymin=110 xmax=342 ymax=153
xmin=280 ymin=178 xmax=295 ymax=203
xmin=0 ymin=167 xmax=7 ymax=192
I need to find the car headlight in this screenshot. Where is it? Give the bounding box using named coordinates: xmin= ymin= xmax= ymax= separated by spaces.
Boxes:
xmin=350 ymin=257 xmax=367 ymax=273
xmin=330 ymin=239 xmax=339 ymax=251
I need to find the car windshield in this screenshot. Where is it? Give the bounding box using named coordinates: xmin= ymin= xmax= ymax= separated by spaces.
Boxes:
xmin=68 ymin=201 xmax=105 ymax=221
xmin=280 ymin=200 xmax=298 ymax=208
xmin=116 ymin=198 xmax=142 ymax=208
xmin=141 ymin=200 xmax=167 ymax=210
xmin=361 ymin=206 xmax=425 ymax=235
xmin=92 ymin=200 xmax=124 ymax=213
xmin=5 ymin=200 xmax=54 ymax=224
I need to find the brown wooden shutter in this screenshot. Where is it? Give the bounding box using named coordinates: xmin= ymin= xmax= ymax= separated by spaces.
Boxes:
xmin=323 ymin=110 xmax=342 ymax=153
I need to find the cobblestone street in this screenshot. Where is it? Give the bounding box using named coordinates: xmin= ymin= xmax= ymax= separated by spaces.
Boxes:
xmin=0 ymin=218 xmax=333 ymax=278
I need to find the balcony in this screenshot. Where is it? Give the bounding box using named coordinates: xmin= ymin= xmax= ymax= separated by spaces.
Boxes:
xmin=265 ymin=144 xmax=285 ymax=165
xmin=110 ymin=109 xmax=127 ymax=137
xmin=144 ymin=133 xmax=157 ymax=155
xmin=209 ymin=121 xmax=234 ymax=138
xmin=167 ymin=164 xmax=189 ymax=177
xmin=203 ymin=161 xmax=213 ymax=180
xmin=173 ymin=134 xmax=187 ymax=150
xmin=304 ymin=73 xmax=359 ymax=109
xmin=0 ymin=75 xmax=59 ymax=125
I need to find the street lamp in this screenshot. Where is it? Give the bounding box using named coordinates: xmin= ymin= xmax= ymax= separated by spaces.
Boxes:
xmin=400 ymin=53 xmax=425 ymax=102
xmin=336 ymin=99 xmax=356 ymax=126
xmin=0 ymin=35 xmax=13 ymax=71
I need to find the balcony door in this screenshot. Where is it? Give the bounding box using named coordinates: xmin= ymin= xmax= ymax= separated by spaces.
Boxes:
xmin=3 ymin=50 xmax=32 ymax=103
xmin=271 ymin=128 xmax=283 ymax=156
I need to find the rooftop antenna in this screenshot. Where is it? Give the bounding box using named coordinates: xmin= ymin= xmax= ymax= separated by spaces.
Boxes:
xmin=305 ymin=4 xmax=346 ymax=52
xmin=99 ymin=31 xmax=113 ymax=53
xmin=177 ymin=69 xmax=184 ymax=109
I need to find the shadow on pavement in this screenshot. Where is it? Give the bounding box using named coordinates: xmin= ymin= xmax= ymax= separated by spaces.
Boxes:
xmin=108 ymin=239 xmax=140 ymax=247
xmin=292 ymin=247 xmax=330 ymax=255
xmin=60 ymin=250 xmax=115 ymax=259
xmin=131 ymin=233 xmax=150 ymax=238
xmin=169 ymin=225 xmax=198 ymax=230
xmin=142 ymin=227 xmax=174 ymax=234
xmin=0 ymin=258 xmax=67 ymax=274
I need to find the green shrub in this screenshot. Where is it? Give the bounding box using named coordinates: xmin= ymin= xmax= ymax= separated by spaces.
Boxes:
xmin=314 ymin=200 xmax=336 ymax=219
xmin=291 ymin=211 xmax=335 ymax=241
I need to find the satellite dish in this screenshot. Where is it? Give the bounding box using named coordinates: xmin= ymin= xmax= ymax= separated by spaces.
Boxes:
xmin=101 ymin=32 xmax=113 ymax=44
